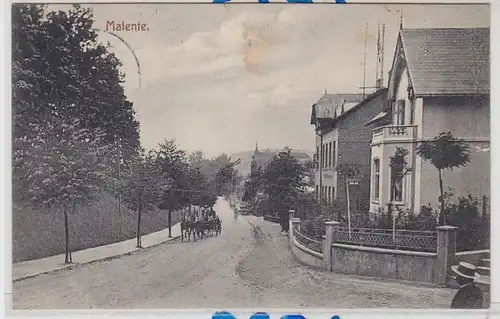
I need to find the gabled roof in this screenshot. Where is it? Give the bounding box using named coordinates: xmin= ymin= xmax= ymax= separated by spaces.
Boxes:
xmin=310 ymin=93 xmax=364 ymax=125
xmin=311 ymin=89 xmax=388 ymax=127
xmin=400 ymin=27 xmax=489 ymax=96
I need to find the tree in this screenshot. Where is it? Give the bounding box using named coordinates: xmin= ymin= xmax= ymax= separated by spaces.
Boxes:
xmin=242 ymin=165 xmax=263 ymax=202
xmin=155 ymin=139 xmax=189 ymax=209
xmin=16 ymin=115 xmax=111 ymax=264
xmin=416 ymin=132 xmax=471 ymax=225
xmin=215 ymin=158 xmax=241 ymax=197
xmin=187 ymin=167 xmax=216 ymax=207
xmin=303 ymin=159 xmax=316 ymax=186
xmin=261 ymin=150 xmax=307 ymax=216
xmin=121 ymin=150 xmax=171 ymax=248
xmin=12 ymin=4 xmax=141 ymax=185
xmin=153 ymin=139 xmax=192 ymax=235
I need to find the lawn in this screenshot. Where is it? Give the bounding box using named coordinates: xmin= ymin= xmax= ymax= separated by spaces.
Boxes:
xmin=12 ymin=192 xmax=181 ymax=263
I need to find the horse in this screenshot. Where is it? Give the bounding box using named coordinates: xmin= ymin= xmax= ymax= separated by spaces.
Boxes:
xmin=193 ymin=219 xmax=207 ymax=240
xmin=180 ymin=210 xmax=200 ymax=242
xmin=181 ymin=219 xmax=200 ymax=242
xmin=215 ymin=216 xmax=222 ymax=235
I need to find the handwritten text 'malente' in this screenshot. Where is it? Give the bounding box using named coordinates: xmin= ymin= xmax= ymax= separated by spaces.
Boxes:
xmin=105 ymin=21 xmax=149 ymax=32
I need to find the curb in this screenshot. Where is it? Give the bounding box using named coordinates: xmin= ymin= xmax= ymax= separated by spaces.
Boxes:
xmin=13 ymin=235 xmax=181 ymax=283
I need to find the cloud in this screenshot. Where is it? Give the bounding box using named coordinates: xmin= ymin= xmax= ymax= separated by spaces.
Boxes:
xmin=92 ymin=4 xmax=489 ymax=156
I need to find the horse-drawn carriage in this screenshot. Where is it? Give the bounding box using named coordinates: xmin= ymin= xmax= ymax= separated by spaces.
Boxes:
xmin=180 ymin=206 xmax=222 ymax=241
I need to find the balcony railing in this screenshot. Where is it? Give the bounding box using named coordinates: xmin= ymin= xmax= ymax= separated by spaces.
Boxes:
xmin=372 ymin=125 xmax=417 ymax=143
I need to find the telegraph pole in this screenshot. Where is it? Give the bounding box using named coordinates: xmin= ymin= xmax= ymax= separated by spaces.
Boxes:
xmin=362 ymin=22 xmax=368 ymax=99
xmin=117 ymin=137 xmax=122 ymax=216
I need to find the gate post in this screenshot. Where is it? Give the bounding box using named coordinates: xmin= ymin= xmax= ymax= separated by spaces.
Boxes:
xmin=323 ymin=221 xmax=340 ymax=271
xmin=290 ymin=218 xmax=301 ymax=244
xmin=435 ymin=225 xmax=458 ymax=285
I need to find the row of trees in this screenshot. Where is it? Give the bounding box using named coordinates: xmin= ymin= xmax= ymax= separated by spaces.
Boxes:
xmin=12 ymin=4 xmax=237 ymax=263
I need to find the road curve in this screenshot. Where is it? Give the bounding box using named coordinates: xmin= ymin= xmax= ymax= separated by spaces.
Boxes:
xmin=13 ymin=198 xmax=454 ymax=309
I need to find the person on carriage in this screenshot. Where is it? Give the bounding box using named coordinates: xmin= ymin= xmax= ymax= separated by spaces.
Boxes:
xmin=209 ymin=208 xmax=216 ymax=219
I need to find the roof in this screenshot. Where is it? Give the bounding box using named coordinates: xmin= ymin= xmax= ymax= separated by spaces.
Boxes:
xmin=290 ymin=151 xmax=310 ymax=159
xmin=311 ymin=89 xmax=388 ymax=127
xmin=400 ymin=28 xmax=489 ymax=96
xmin=365 ymin=111 xmax=389 ymax=126
xmin=310 ymin=93 xmax=365 ymax=125
xmin=252 ymin=147 xmax=311 ymax=168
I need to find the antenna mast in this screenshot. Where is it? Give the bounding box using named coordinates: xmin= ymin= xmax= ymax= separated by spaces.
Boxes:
xmin=381 ymin=24 xmax=385 ymax=87
xmin=362 ymin=22 xmax=368 ymax=99
xmin=375 ymin=23 xmax=380 ymax=86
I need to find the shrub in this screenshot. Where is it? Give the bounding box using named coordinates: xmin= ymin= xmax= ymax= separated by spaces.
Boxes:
xmin=446 ymin=194 xmax=490 ymax=251
xmin=417 ymin=193 xmax=490 ymax=251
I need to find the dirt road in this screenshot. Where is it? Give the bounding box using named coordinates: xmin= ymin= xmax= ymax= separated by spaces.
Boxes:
xmin=13 ymin=198 xmax=454 ymax=309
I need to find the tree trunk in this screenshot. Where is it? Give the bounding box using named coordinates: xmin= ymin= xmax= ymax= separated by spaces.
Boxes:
xmin=64 ymin=208 xmax=72 ymax=264
xmin=438 ymin=169 xmax=446 ymax=225
xmin=168 ymin=209 xmax=172 ymax=238
xmin=136 ymin=200 xmax=143 ymax=248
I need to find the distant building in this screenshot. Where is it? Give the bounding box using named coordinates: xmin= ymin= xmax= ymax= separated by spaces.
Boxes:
xmin=310 ymin=89 xmax=387 ymax=208
xmin=366 ymin=28 xmax=490 ymax=213
xmin=249 ymin=144 xmax=311 ymax=175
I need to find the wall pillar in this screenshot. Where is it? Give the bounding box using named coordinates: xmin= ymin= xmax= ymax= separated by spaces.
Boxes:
xmin=435 ymin=225 xmax=458 ymax=285
xmin=322 ymin=221 xmax=341 ymax=271
xmin=288 ymin=210 xmax=295 ymax=225
xmin=290 ymin=218 xmax=301 ymax=244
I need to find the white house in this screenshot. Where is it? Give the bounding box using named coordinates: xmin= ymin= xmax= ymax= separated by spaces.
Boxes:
xmin=366 ymin=27 xmax=490 ymax=213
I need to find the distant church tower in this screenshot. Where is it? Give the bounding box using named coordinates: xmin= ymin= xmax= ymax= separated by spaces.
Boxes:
xmin=250 ymin=142 xmax=259 ymax=175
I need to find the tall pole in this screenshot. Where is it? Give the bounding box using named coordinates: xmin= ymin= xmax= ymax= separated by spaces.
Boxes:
xmin=375 ymin=23 xmax=380 ymax=87
xmin=316 ymin=130 xmax=324 ymax=203
xmin=380 ymin=24 xmax=386 ymax=88
xmin=346 ymin=179 xmax=352 ymax=240
xmin=168 ymin=189 xmax=172 ymax=238
xmin=362 ymin=22 xmax=368 ymax=99
xmin=117 ymin=137 xmax=121 ymax=216
xmin=230 ymin=170 xmax=234 ymax=206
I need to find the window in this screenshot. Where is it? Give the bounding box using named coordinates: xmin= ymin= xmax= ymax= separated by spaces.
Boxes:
xmin=390 ymin=164 xmax=404 ymax=202
xmin=316 ymin=146 xmax=320 ymax=168
xmin=328 ymin=142 xmax=332 ymax=167
xmin=394 ymin=99 xmax=406 ymax=125
xmin=373 ymin=159 xmax=380 ymax=200
xmin=409 ymin=101 xmax=415 ymax=125
xmin=322 ymin=144 xmax=326 ymax=168
xmin=332 ymin=186 xmax=335 ymax=200
xmin=328 ymin=187 xmax=331 ymax=202
xmin=332 ymin=141 xmax=337 ymax=168
xmin=325 ymin=144 xmax=328 ymax=168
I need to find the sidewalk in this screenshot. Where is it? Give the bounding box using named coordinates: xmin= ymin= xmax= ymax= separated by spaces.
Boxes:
xmin=12 ymin=222 xmax=182 ymax=282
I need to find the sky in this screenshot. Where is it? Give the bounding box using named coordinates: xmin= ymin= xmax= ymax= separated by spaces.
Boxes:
xmin=50 ymin=3 xmax=489 ymax=157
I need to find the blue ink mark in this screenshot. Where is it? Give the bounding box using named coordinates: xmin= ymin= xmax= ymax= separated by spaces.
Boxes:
xmin=212 ymin=0 xmax=231 ymax=3
xmin=336 ymin=0 xmax=346 ymax=3
xmin=281 ymin=315 xmax=306 ymax=319
xmin=258 ymin=0 xmax=270 ymax=3
xmin=250 ymin=313 xmax=270 ymax=319
xmin=212 ymin=311 xmax=237 ymax=319
xmin=332 ymin=316 xmax=341 ymax=319
xmin=286 ymin=0 xmax=313 ymax=3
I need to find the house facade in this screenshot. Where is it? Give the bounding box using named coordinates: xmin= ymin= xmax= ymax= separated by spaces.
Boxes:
xmin=310 ymin=90 xmax=387 ymax=208
xmin=366 ymin=27 xmax=490 ymax=214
